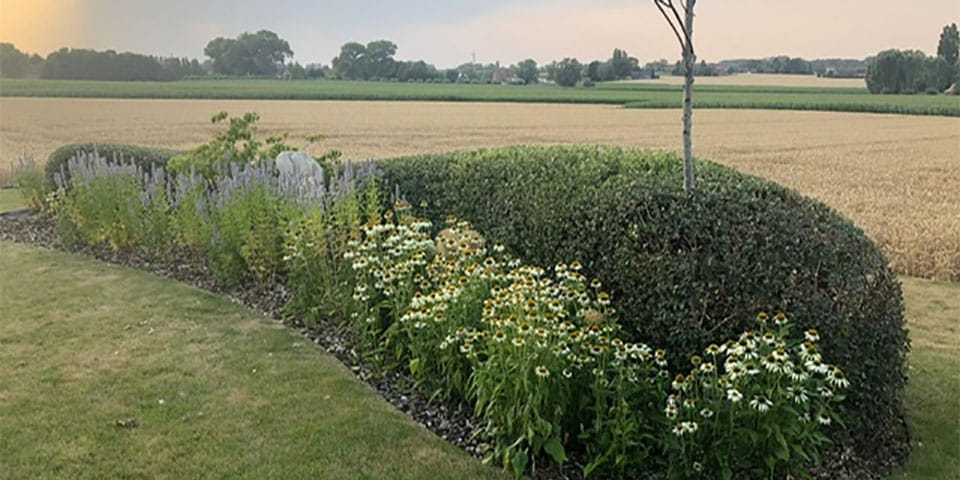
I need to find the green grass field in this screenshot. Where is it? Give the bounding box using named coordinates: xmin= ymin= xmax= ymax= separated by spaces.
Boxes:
xmin=2 ymin=78 xmax=958 ymax=116
xmin=0 ymin=241 xmax=505 ymax=480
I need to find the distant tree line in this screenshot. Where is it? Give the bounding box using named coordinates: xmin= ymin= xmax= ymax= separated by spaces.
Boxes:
xmin=866 ymin=23 xmax=959 ymax=94
xmin=1 ymin=43 xmax=203 ymax=81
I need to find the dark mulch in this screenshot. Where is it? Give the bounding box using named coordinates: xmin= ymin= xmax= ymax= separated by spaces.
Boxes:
xmin=0 ymin=212 xmax=886 ymax=480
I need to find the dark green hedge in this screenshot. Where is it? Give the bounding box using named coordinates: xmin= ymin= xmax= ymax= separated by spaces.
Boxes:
xmin=45 ymin=143 xmax=182 ymax=189
xmin=378 ymin=145 xmax=909 ymax=476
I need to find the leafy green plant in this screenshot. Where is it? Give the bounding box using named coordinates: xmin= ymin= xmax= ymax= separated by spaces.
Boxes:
xmin=167 ymin=111 xmax=340 ymax=181
xmin=663 ymin=312 xmax=847 ymax=479
xmin=54 ymin=153 xmax=170 ymax=251
xmin=10 ymin=156 xmax=47 ymax=210
xmin=282 ymin=175 xmax=381 ymax=323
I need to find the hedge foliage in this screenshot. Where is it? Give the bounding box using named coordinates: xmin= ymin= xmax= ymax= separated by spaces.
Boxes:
xmin=45 ymin=143 xmax=181 ymax=189
xmin=378 ymin=145 xmax=909 ymax=475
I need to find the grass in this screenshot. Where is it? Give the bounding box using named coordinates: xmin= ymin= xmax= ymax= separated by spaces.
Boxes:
xmin=893 ymin=277 xmax=960 ymax=479
xmin=1 ymin=78 xmax=957 ymax=117
xmin=0 ymin=242 xmax=504 ymax=480
xmin=0 ymin=241 xmax=955 ymax=479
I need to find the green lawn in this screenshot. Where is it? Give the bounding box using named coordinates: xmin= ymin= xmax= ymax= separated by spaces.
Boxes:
xmin=893 ymin=278 xmax=960 ymax=479
xmin=0 ymin=241 xmax=504 ymax=479
xmin=2 ymin=78 xmax=957 ymax=116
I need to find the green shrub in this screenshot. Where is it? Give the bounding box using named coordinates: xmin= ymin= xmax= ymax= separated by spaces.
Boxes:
xmin=166 ymin=111 xmax=341 ymax=181
xmin=378 ymin=145 xmax=908 ymax=476
xmin=46 ymin=143 xmax=181 ymax=191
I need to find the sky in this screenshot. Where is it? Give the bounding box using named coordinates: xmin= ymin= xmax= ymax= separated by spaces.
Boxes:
xmin=1 ymin=0 xmax=958 ymax=68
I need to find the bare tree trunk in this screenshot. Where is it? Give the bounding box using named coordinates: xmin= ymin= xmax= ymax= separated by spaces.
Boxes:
xmin=681 ymin=0 xmax=696 ymax=194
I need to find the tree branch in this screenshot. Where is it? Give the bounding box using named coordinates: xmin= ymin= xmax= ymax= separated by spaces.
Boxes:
xmin=653 ymin=0 xmax=685 ymax=52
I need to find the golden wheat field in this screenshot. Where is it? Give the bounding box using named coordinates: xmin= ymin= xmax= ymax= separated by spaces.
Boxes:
xmin=1 ymin=97 xmax=958 ymax=280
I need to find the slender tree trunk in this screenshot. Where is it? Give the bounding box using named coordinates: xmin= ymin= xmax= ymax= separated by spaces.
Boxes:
xmin=681 ymin=0 xmax=696 ymax=194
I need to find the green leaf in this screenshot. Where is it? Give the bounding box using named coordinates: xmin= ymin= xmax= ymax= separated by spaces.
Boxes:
xmin=510 ymin=450 xmax=528 ymax=476
xmin=408 ymin=357 xmax=421 ymax=375
xmin=543 ymin=436 xmax=567 ymax=465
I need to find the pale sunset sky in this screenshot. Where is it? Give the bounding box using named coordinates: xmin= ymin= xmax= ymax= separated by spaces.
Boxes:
xmin=1 ymin=0 xmax=957 ymax=67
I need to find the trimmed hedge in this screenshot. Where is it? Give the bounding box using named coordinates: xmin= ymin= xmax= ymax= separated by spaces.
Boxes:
xmin=45 ymin=143 xmax=182 ymax=189
xmin=378 ymin=145 xmax=909 ymax=476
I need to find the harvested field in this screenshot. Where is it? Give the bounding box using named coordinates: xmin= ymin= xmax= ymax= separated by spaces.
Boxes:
xmin=1 ymin=97 xmax=957 ymax=280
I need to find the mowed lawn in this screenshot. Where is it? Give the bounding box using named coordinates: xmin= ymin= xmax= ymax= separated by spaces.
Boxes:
xmin=0 ymin=241 xmax=504 ymax=480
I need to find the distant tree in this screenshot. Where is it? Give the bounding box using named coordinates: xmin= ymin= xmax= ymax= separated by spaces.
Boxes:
xmin=331 ymin=40 xmax=401 ymax=80
xmin=515 ymin=58 xmax=539 ymax=84
xmin=444 ymin=69 xmax=460 ymax=83
xmin=552 ymin=58 xmax=582 ymax=87
xmin=644 ymin=58 xmax=671 ymax=72
xmin=331 ymin=42 xmax=367 ymax=79
xmin=364 ymin=40 xmax=398 ymax=79
xmin=585 ymin=60 xmax=602 ymax=82
xmin=286 ymin=62 xmax=308 ymax=80
xmin=937 ymin=23 xmax=959 ymax=65
xmin=0 ymin=43 xmax=29 ymax=78
xmin=204 ymin=30 xmax=293 ymax=76
xmin=42 ymin=48 xmax=168 ymax=81
xmin=610 ymin=48 xmax=639 ymax=79
xmin=653 ymin=0 xmax=697 ymax=193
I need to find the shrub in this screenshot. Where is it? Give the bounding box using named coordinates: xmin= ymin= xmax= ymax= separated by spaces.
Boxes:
xmin=46 ymin=143 xmax=181 ymax=191
xmin=378 ymin=145 xmax=909 ymax=476
xmin=166 ymin=111 xmax=341 ymax=181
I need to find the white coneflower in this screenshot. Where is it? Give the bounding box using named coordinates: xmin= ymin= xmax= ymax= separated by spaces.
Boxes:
xmin=672 ymin=374 xmax=686 ymax=391
xmin=816 ymin=414 xmax=832 ymax=425
xmin=706 ymin=343 xmax=721 ymax=356
xmin=804 ymin=328 xmax=820 ymax=342
xmin=672 ymin=423 xmax=684 ymax=436
xmin=683 ymin=421 xmax=699 ymax=434
xmin=683 ymin=398 xmax=696 ymax=409
xmin=750 ymin=395 xmax=773 ymax=413
xmin=535 ymin=365 xmax=550 ymax=378
xmin=665 ymin=405 xmax=678 ymax=420
xmin=772 ymin=348 xmax=788 ymax=362
xmin=727 ymin=388 xmax=744 ymax=403
xmin=805 ymin=358 xmax=829 ymax=375
xmin=700 ymin=408 xmax=714 ymax=419
xmin=788 ymin=368 xmax=809 ymax=383
xmin=562 ymin=368 xmax=573 ymax=379
xmin=459 ymin=343 xmax=472 ymax=354
xmin=512 ymin=337 xmax=525 ymax=347
xmin=793 ymin=388 xmax=810 ymax=405
xmin=829 ymin=368 xmax=850 ymax=389
xmin=773 ymin=312 xmax=788 ymax=326
xmin=818 ymin=386 xmax=834 ymax=399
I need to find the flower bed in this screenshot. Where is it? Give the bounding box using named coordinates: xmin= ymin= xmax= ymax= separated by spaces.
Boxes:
xmin=8 ymin=144 xmax=902 ymax=479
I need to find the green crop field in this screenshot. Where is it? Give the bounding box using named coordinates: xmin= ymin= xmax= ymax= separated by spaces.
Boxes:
xmin=2 ymin=78 xmax=957 ymax=116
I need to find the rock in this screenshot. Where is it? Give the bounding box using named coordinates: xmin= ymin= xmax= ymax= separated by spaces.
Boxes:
xmin=275 ymin=151 xmax=325 ymax=201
